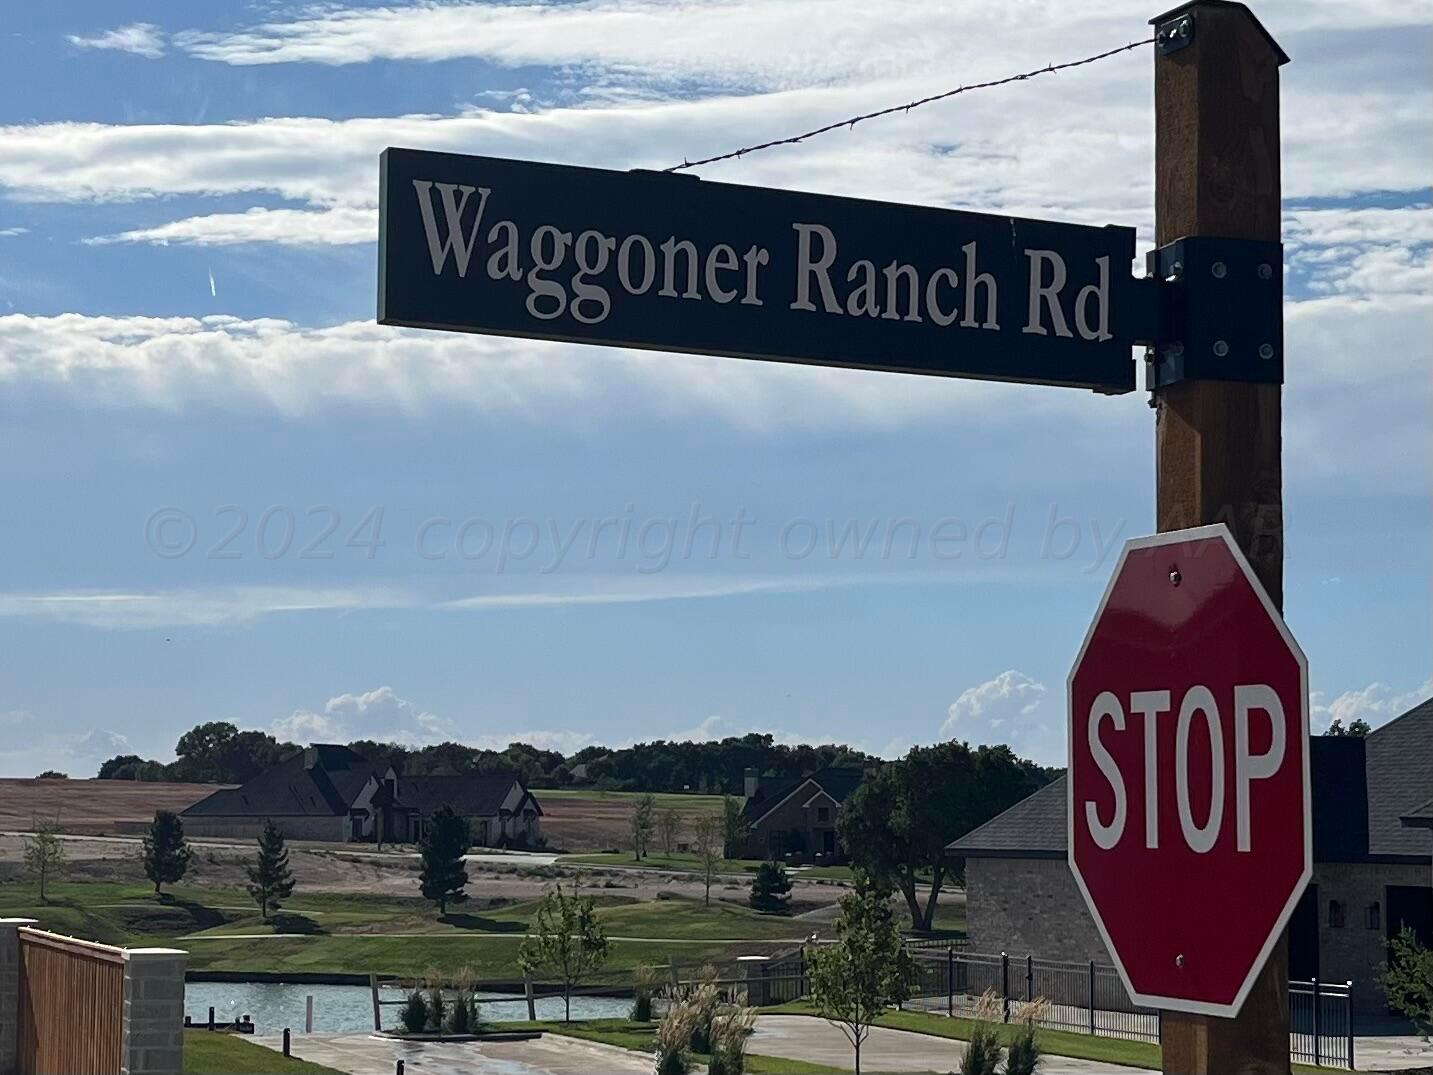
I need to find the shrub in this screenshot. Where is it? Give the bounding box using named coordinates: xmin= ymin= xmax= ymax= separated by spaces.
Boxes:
xmin=426 ymin=988 xmax=446 ymax=1032
xmin=632 ymin=964 xmax=664 ymax=1022
xmin=398 ymin=992 xmax=428 ymax=1035
xmin=1381 ymin=926 xmax=1433 ymax=1037
xmin=748 ymin=861 xmax=792 ymax=914
xmin=655 ymin=998 xmax=698 ymax=1075
xmin=446 ymin=991 xmax=481 ymax=1034
xmin=707 ymin=1005 xmax=757 ymax=1075
xmin=687 ymin=976 xmax=721 ymax=1054
xmin=1002 ymin=997 xmax=1048 ymax=1075
xmin=958 ymin=989 xmax=1002 ymax=1075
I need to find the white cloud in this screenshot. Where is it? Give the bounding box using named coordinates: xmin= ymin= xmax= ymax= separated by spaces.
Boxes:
xmin=67 ymin=728 xmax=132 ymax=759
xmin=0 ymin=585 xmax=419 ymax=629
xmin=942 ymin=669 xmax=1059 ymax=763
xmin=68 ymin=23 xmax=166 ymax=60
xmin=87 ymin=207 xmax=376 ymax=247
xmin=275 ymin=686 xmax=453 ymax=745
xmin=1312 ymin=679 xmax=1431 ymax=733
xmin=0 ymin=227 xmax=27 ymax=239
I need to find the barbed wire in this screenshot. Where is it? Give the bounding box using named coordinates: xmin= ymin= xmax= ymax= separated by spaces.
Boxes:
xmin=666 ymin=37 xmax=1155 ymax=173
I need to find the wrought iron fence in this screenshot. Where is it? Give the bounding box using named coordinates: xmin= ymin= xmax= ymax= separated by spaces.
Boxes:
xmin=669 ymin=943 xmax=1354 ymax=1070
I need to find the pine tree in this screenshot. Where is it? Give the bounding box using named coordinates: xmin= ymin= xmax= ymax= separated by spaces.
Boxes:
xmin=419 ymin=805 xmax=470 ymax=915
xmin=748 ymin=860 xmax=793 ymax=913
xmin=246 ymin=819 xmax=295 ymax=921
xmin=142 ymin=810 xmax=193 ymax=896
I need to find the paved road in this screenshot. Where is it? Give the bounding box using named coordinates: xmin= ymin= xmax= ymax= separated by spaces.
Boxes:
xmin=748 ymin=1014 xmax=1147 ymax=1074
xmin=1354 ymin=1033 xmax=1433 ymax=1071
xmin=180 ymin=930 xmax=807 ymax=943
xmin=254 ymin=1032 xmax=652 ymax=1074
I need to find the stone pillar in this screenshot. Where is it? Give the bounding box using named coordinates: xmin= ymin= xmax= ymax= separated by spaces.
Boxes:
xmin=737 ymin=955 xmax=770 ymax=1007
xmin=0 ymin=919 xmax=38 ymax=1075
xmin=121 ymin=947 xmax=188 ymax=1075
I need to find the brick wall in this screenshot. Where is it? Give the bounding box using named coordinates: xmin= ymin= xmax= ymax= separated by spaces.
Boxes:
xmin=965 ymin=857 xmax=1111 ymax=965
xmin=122 ymin=948 xmax=188 ymax=1075
xmin=179 ymin=815 xmax=347 ymax=842
xmin=1313 ymin=860 xmax=1429 ymax=1014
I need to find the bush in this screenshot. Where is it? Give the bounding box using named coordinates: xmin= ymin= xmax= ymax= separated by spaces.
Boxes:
xmin=398 ymin=992 xmax=427 ymax=1034
xmin=446 ymin=991 xmax=480 ymax=1034
xmin=1002 ymin=997 xmax=1048 ymax=1075
xmin=1381 ymin=926 xmax=1433 ymax=1037
xmin=655 ymin=998 xmax=698 ymax=1075
xmin=426 ymin=988 xmax=446 ymax=1032
xmin=707 ymin=1005 xmax=757 ymax=1075
xmin=958 ymin=989 xmax=1002 ymax=1075
xmin=632 ymin=964 xmax=664 ymax=1022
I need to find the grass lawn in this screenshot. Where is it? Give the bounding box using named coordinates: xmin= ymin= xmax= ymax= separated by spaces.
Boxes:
xmin=184 ymin=1031 xmax=343 ymax=1074
xmin=506 ymin=1019 xmax=847 ymax=1074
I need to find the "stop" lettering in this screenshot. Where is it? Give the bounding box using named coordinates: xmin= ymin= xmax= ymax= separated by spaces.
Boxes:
xmin=1082 ymin=684 xmax=1286 ymax=854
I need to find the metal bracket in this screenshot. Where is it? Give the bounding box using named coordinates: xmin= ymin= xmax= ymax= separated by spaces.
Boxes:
xmin=1156 ymin=11 xmax=1195 ymax=55
xmin=1143 ymin=237 xmax=1283 ymax=390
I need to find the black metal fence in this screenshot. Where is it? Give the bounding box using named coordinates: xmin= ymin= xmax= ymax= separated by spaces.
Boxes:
xmin=673 ymin=943 xmax=1354 ymax=1070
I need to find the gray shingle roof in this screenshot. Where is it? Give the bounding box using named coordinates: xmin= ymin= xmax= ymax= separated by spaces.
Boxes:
xmin=183 ymin=744 xmax=375 ymax=818
xmin=742 ymin=767 xmax=864 ymax=826
xmin=397 ymin=773 xmax=537 ymax=817
xmin=947 ymin=696 xmax=1433 ymax=863
xmin=946 ymin=776 xmax=1067 ymax=858
xmin=1367 ymin=697 xmax=1433 ymax=855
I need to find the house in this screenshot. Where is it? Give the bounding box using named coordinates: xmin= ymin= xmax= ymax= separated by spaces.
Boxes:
xmin=946 ymin=698 xmax=1433 ymax=1015
xmin=181 ymin=744 xmax=543 ymax=847
xmin=738 ymin=765 xmax=865 ymax=862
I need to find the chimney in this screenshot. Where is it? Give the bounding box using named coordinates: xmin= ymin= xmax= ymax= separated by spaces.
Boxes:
xmin=743 ymin=767 xmax=759 ymax=799
xmin=303 ymin=747 xmax=318 ymax=770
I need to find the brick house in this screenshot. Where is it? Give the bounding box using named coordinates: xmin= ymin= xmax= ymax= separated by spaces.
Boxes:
xmin=738 ymin=765 xmax=864 ymax=862
xmin=947 ymin=698 xmax=1432 ymax=1015
xmin=181 ymin=744 xmax=542 ymax=847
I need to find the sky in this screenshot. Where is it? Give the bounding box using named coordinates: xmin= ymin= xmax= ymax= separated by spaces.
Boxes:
xmin=0 ymin=0 xmax=1429 ymax=777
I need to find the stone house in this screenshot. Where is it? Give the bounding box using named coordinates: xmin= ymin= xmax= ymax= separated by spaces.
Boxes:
xmin=738 ymin=765 xmax=864 ymax=862
xmin=181 ymin=744 xmax=542 ymax=847
xmin=947 ymin=698 xmax=1432 ymax=1015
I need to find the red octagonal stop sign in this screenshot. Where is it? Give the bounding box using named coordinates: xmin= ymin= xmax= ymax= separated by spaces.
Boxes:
xmin=1068 ymin=524 xmax=1310 ymax=1017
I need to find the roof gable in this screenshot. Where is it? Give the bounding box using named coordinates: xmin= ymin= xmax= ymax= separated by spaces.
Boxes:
xmin=742 ymin=766 xmax=865 ymax=826
xmin=1366 ymin=697 xmax=1433 ymax=856
xmin=182 ymin=744 xmax=378 ymax=818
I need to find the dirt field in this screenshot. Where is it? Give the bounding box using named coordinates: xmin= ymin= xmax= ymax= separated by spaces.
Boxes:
xmin=0 ymin=777 xmax=719 ymax=852
xmin=0 ymin=777 xmax=223 ymax=833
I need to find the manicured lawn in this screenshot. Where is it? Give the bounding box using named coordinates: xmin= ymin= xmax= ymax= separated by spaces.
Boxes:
xmin=184 ymin=1031 xmax=343 ymax=1074
xmin=506 ymin=1019 xmax=847 ymax=1074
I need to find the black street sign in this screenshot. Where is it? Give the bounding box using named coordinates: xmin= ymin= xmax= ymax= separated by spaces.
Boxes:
xmin=379 ymin=148 xmax=1142 ymax=392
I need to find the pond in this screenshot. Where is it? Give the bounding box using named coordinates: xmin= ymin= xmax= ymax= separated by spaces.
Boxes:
xmin=184 ymin=981 xmax=633 ymax=1035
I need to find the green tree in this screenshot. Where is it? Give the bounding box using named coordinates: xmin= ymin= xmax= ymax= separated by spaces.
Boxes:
xmin=1381 ymin=926 xmax=1433 ymax=1036
xmin=24 ymin=821 xmax=64 ymax=902
xmin=246 ymin=819 xmax=295 ymax=920
xmin=35 ymin=770 xmax=67 ymax=779
xmin=1326 ymin=717 xmax=1372 ymax=737
xmin=142 ymin=810 xmax=193 ymax=895
xmin=518 ymin=883 xmax=610 ymax=1022
xmin=806 ymin=875 xmax=914 ymax=1075
xmin=658 ymin=807 xmax=681 ymax=854
xmin=419 ymin=805 xmax=470 ymax=914
xmin=720 ymin=795 xmax=750 ymax=858
xmin=630 ymin=793 xmax=657 ymax=861
xmin=840 ymin=741 xmax=1049 ymax=931
xmin=748 ymin=860 xmax=793 ymax=914
xmin=97 ymin=754 xmax=146 ymax=779
xmin=692 ymin=813 xmax=723 ymax=906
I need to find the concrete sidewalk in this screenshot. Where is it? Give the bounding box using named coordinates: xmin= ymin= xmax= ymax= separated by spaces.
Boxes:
xmin=254 ymin=1032 xmax=654 ymax=1074
xmin=749 ymin=1014 xmax=1147 ymax=1073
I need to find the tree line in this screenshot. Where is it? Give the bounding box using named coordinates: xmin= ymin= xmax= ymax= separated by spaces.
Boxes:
xmin=93 ymin=720 xmax=881 ymax=794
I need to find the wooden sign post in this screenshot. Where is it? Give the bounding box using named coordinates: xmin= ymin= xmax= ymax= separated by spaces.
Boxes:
xmin=1151 ymin=2 xmax=1290 ymax=1072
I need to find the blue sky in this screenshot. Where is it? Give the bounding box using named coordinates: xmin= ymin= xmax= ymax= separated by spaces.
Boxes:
xmin=0 ymin=0 xmax=1428 ymax=776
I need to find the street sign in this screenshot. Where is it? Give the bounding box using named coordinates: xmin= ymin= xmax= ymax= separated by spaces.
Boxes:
xmin=379 ymin=148 xmax=1142 ymax=392
xmin=1067 ymin=523 xmax=1310 ymax=1018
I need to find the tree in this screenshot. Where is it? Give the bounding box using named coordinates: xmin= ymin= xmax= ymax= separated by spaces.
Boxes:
xmin=692 ymin=814 xmax=723 ymax=906
xmin=658 ymin=807 xmax=681 ymax=855
xmin=630 ymin=793 xmax=657 ymax=861
xmin=518 ymin=883 xmax=610 ymax=1023
xmin=1326 ymin=717 xmax=1372 ymax=737
xmin=720 ymin=796 xmax=750 ymax=858
xmin=1381 ymin=926 xmax=1433 ymax=1036
xmin=97 ymin=754 xmax=146 ymax=779
xmin=24 ymin=821 xmax=64 ymax=902
xmin=418 ymin=805 xmax=470 ymax=914
xmin=142 ymin=810 xmax=193 ymax=895
xmin=806 ymin=875 xmax=914 ymax=1075
xmin=749 ymin=860 xmax=793 ymax=914
xmin=36 ymin=770 xmax=67 ymax=779
xmin=246 ymin=819 xmax=295 ymax=920
xmin=840 ymin=741 xmax=1049 ymax=931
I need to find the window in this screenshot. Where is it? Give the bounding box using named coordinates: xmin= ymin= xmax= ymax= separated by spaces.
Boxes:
xmin=1328 ymin=900 xmax=1345 ymax=929
xmin=1365 ymin=901 xmax=1381 ymax=930
xmin=817 ymin=806 xmax=830 ymax=822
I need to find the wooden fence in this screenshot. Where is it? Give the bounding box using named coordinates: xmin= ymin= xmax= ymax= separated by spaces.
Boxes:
xmin=16 ymin=928 xmax=125 ymax=1075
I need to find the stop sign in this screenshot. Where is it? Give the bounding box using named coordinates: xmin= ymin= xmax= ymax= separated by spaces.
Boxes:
xmin=1068 ymin=524 xmax=1310 ymax=1017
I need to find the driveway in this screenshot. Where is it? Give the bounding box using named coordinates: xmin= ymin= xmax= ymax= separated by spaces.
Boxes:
xmin=1354 ymin=1033 xmax=1433 ymax=1071
xmin=749 ymin=1014 xmax=1148 ymax=1074
xmin=253 ymin=1032 xmax=653 ymax=1074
